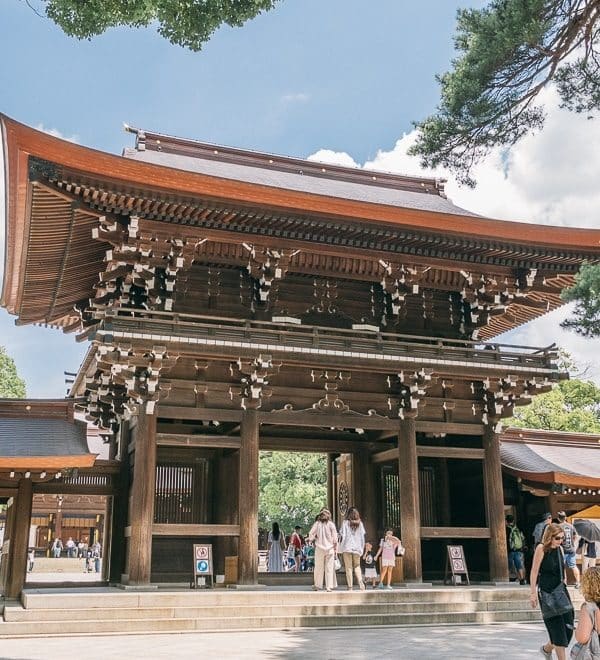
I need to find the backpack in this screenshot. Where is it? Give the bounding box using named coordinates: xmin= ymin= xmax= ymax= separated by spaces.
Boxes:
xmin=570 ymin=602 xmax=600 ymax=660
xmin=509 ymin=525 xmax=524 ymax=551
xmin=561 ymin=523 xmax=575 ymax=553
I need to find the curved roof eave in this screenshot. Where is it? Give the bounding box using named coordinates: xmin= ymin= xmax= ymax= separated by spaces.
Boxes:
xmin=3 ymin=114 xmax=600 ymax=252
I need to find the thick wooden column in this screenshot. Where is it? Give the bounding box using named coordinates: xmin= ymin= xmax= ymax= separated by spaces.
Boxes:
xmin=126 ymin=409 xmax=157 ymax=585
xmin=326 ymin=453 xmax=335 ymax=514
xmin=6 ymin=478 xmax=33 ymax=599
xmin=398 ymin=418 xmax=422 ymax=581
xmin=238 ymin=409 xmax=259 ymax=585
xmin=109 ymin=427 xmax=130 ymax=583
xmin=214 ymin=448 xmax=240 ymax=574
xmin=483 ymin=425 xmax=509 ymax=582
xmin=353 ymin=449 xmax=376 ymax=542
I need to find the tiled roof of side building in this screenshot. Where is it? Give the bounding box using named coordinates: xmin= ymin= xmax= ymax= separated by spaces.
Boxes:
xmin=500 ymin=441 xmax=600 ymax=480
xmin=0 ymin=418 xmax=90 ymax=458
xmin=123 ymin=127 xmax=482 ymax=219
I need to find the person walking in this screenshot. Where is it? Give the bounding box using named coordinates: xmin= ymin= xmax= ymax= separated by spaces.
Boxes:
xmin=307 ymin=508 xmax=338 ymax=592
xmin=557 ymin=511 xmax=580 ymax=588
xmin=338 ymin=507 xmax=366 ymax=591
xmin=27 ymin=548 xmax=35 ymax=573
xmin=290 ymin=526 xmax=303 ymax=573
xmin=583 ymin=540 xmax=598 ymax=574
xmin=375 ymin=529 xmax=402 ymax=590
xmin=571 ymin=566 xmax=600 ymax=659
xmin=267 ymin=522 xmax=286 ymax=572
xmin=92 ymin=541 xmax=102 ymax=573
xmin=529 ymin=523 xmax=575 ymax=660
xmin=533 ymin=512 xmax=553 ymax=547
xmin=362 ymin=541 xmax=379 ymax=588
xmin=506 ymin=514 xmax=527 ymax=585
xmin=51 ymin=537 xmax=63 ymax=558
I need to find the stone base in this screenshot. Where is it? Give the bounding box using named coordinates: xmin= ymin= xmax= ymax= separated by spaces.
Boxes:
xmin=115 ymin=583 xmax=159 ymax=591
xmin=226 ymin=583 xmax=267 ymax=590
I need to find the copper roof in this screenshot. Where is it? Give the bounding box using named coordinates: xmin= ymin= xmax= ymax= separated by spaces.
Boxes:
xmin=0 ymin=399 xmax=95 ymax=469
xmin=123 ymin=126 xmax=480 ymax=218
xmin=2 ymin=115 xmax=600 ymax=334
xmin=500 ymin=428 xmax=600 ymax=488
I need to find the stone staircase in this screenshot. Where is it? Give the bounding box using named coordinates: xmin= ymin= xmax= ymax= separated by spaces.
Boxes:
xmin=1 ymin=585 xmax=581 ymax=637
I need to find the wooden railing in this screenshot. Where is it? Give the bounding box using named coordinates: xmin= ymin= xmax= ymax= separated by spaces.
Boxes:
xmin=90 ymin=307 xmax=560 ymax=372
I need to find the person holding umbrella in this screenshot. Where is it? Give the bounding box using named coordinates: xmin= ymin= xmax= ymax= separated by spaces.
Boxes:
xmin=574 ymin=518 xmax=600 ymax=575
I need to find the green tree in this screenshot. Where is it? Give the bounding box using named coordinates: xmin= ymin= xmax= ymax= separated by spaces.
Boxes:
xmin=29 ymin=0 xmax=279 ymax=51
xmin=259 ymin=451 xmax=327 ymax=534
xmin=506 ymin=378 xmax=600 ymax=433
xmin=0 ymin=345 xmax=26 ymax=398
xmin=409 ymin=0 xmax=600 ymax=186
xmin=561 ymin=262 xmax=600 ymax=338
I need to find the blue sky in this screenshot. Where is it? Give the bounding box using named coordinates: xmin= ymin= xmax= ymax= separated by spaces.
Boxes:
xmin=1 ymin=0 xmax=598 ymax=397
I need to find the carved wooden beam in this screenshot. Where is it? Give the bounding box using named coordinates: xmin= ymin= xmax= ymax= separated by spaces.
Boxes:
xmin=229 ymin=355 xmax=281 ymax=410
xmin=471 ymin=373 xmax=556 ymax=425
xmin=387 ymin=368 xmax=436 ymax=419
xmin=89 ymin=215 xmax=203 ymax=317
xmin=85 ymin=342 xmax=177 ymax=431
xmin=310 ymin=369 xmax=352 ymax=412
xmin=242 ymin=243 xmax=299 ymax=309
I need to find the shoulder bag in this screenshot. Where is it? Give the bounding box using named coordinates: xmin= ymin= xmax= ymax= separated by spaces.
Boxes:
xmin=570 ymin=603 xmax=600 ymax=660
xmin=538 ymin=549 xmax=573 ymax=619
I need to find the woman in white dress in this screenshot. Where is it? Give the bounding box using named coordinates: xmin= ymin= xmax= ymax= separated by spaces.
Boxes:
xmin=267 ymin=522 xmax=286 ymax=572
xmin=308 ymin=508 xmax=338 ymax=591
xmin=338 ymin=507 xmax=366 ymax=590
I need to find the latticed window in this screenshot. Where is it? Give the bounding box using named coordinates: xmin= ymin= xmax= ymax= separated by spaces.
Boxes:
xmin=154 ymin=460 xmax=210 ymax=524
xmin=418 ymin=465 xmax=437 ymax=527
xmin=382 ymin=466 xmax=400 ymax=530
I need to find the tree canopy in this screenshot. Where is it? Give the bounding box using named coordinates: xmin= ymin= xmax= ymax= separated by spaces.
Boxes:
xmin=409 ymin=0 xmax=600 ymax=186
xmin=0 ymin=346 xmax=27 ymax=398
xmin=33 ymin=0 xmax=279 ymax=51
xmin=259 ymin=451 xmax=327 ymax=535
xmin=561 ymin=262 xmax=600 ymax=338
xmin=506 ymin=376 xmax=600 ymax=433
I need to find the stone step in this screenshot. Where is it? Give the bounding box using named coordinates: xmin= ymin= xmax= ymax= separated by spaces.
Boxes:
xmin=3 ymin=598 xmax=536 ymax=622
xmin=20 ymin=587 xmax=540 ymax=610
xmin=0 ymin=608 xmax=543 ymax=637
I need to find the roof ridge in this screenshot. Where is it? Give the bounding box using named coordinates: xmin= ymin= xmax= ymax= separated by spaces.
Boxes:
xmin=124 ymin=124 xmax=448 ymax=198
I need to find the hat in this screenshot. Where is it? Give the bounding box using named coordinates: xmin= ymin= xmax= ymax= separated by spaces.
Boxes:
xmin=542 ymin=512 xmax=552 ymax=521
xmin=557 ymin=511 xmax=566 ymax=518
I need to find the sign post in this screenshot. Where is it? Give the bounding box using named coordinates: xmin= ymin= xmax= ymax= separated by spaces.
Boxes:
xmin=192 ymin=543 xmax=213 ymax=588
xmin=444 ymin=545 xmax=470 ymax=585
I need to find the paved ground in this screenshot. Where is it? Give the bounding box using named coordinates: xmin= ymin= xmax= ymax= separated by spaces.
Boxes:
xmin=0 ymin=621 xmax=562 ymax=659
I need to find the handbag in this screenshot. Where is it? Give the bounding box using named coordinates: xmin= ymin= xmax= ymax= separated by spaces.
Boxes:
xmin=570 ymin=603 xmax=600 ymax=660
xmin=538 ymin=582 xmax=573 ymax=618
xmin=334 ymin=556 xmax=342 ymax=571
xmin=396 ymin=543 xmax=405 ymax=557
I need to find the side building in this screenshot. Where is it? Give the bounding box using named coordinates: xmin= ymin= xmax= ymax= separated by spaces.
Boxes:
xmin=2 ymin=116 xmax=600 ymax=589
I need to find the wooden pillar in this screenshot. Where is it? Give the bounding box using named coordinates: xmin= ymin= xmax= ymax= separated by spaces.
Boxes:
xmin=356 ymin=450 xmax=377 ymax=543
xmin=109 ymin=431 xmax=130 ymax=583
xmin=214 ymin=448 xmax=240 ymax=574
xmin=238 ymin=409 xmax=259 ymax=585
xmin=6 ymin=478 xmax=33 ymax=599
xmin=398 ymin=418 xmax=422 ymax=581
xmin=483 ymin=424 xmax=509 ymax=582
xmin=438 ymin=458 xmax=452 ymax=526
xmin=326 ymin=453 xmax=335 ymax=514
xmin=125 ymin=408 xmax=157 ymax=585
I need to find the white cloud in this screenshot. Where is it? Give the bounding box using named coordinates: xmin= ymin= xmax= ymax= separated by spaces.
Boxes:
xmin=307 ymin=86 xmax=600 ymax=379
xmin=307 ymin=149 xmax=359 ymax=168
xmin=34 ymin=124 xmax=79 ymax=143
xmin=280 ymin=92 xmax=310 ymax=104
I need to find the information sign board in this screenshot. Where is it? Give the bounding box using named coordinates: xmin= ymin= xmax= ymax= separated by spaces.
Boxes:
xmin=192 ymin=543 xmax=213 ymax=588
xmin=444 ymin=544 xmax=470 ymax=585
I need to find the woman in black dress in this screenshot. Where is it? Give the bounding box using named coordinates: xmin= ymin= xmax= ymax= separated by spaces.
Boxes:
xmin=530 ymin=523 xmax=574 ymax=660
